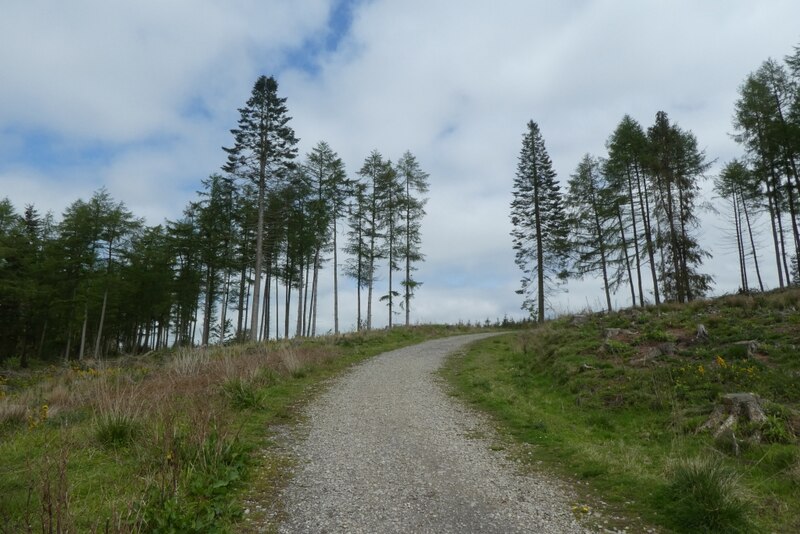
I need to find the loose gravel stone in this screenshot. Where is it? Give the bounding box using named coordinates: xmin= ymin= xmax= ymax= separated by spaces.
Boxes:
xmin=277 ymin=334 xmax=588 ymax=533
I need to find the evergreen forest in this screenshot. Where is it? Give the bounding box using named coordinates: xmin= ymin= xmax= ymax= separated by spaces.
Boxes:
xmin=512 ymin=44 xmax=800 ymax=321
xmin=0 ymin=76 xmax=429 ymax=364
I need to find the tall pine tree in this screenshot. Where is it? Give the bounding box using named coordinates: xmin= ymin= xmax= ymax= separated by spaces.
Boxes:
xmin=222 ymin=75 xmax=298 ymax=341
xmin=510 ymin=121 xmax=568 ymax=322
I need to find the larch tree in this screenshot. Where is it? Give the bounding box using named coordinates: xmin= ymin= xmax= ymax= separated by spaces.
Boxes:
xmin=302 ymin=141 xmax=351 ymax=336
xmin=734 ymin=61 xmax=800 ymax=287
xmin=89 ymin=189 xmax=141 ymax=359
xmin=714 ymin=160 xmax=765 ymax=292
xmin=222 ymin=75 xmax=298 ymax=341
xmin=356 ymin=150 xmax=392 ymax=330
xmin=395 ymin=151 xmax=429 ymax=326
xmin=344 ymin=181 xmax=371 ymax=330
xmin=645 ymin=111 xmax=713 ymax=302
xmin=378 ymin=159 xmax=403 ymax=328
xmin=565 ymin=154 xmax=616 ymax=312
xmin=605 ymin=115 xmax=659 ymax=305
xmin=510 ymin=121 xmax=569 ymax=323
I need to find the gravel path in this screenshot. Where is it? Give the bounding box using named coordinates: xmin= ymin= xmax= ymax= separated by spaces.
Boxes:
xmin=277 ymin=334 xmax=587 ymax=533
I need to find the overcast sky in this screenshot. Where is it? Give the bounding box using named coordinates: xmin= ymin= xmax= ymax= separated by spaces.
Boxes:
xmin=2 ymin=1 xmax=799 ymax=331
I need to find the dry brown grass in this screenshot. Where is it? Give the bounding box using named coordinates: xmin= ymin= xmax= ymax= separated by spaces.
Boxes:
xmin=0 ymin=400 xmax=28 ymax=427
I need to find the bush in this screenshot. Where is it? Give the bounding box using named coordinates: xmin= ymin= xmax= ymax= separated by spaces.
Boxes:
xmin=659 ymin=456 xmax=753 ymax=533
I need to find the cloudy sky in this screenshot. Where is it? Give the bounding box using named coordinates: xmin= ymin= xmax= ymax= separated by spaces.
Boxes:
xmin=2 ymin=1 xmax=799 ymax=331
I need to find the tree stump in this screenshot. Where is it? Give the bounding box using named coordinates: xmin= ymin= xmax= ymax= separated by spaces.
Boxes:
xmin=732 ymin=340 xmax=759 ymax=359
xmin=696 ymin=323 xmax=709 ymax=341
xmin=699 ymin=393 xmax=767 ymax=444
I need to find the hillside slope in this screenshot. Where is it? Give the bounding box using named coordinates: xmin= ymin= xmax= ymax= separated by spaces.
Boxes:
xmin=443 ymin=289 xmax=800 ymax=533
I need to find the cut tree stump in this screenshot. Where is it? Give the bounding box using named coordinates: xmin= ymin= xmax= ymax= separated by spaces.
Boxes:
xmin=733 ymin=340 xmax=759 ymax=359
xmin=699 ymin=393 xmax=767 ymax=443
xmin=629 ymin=342 xmax=675 ymax=366
xmin=696 ymin=323 xmax=709 ymax=341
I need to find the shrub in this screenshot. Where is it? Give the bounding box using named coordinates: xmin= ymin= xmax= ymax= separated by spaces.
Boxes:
xmin=659 ymin=456 xmax=753 ymax=533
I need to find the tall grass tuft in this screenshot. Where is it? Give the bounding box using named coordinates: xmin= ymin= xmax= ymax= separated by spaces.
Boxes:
xmin=0 ymin=401 xmax=28 ymax=428
xmin=277 ymin=346 xmax=305 ymax=377
xmin=92 ymin=377 xmax=143 ymax=450
xmin=95 ymin=412 xmax=141 ymax=450
xmin=660 ymin=456 xmax=753 ymax=533
xmin=222 ymin=378 xmax=265 ymax=410
xmin=169 ymin=347 xmax=211 ymax=376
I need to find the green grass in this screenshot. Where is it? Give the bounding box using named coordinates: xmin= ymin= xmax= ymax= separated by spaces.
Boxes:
xmin=442 ymin=288 xmax=800 ymax=533
xmin=0 ymin=323 xmax=485 ymax=533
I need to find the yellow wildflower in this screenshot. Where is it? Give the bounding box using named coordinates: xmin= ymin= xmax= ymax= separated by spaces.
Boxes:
xmin=715 ymin=355 xmax=727 ymax=368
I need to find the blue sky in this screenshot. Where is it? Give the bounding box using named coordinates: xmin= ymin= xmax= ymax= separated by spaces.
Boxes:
xmin=2 ymin=0 xmax=800 ymax=330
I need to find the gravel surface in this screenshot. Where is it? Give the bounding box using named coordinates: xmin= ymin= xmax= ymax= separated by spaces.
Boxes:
xmin=277 ymin=333 xmax=588 ymax=533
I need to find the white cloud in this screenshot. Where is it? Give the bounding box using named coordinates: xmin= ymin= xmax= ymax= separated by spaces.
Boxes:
xmin=2 ymin=0 xmax=800 ymax=331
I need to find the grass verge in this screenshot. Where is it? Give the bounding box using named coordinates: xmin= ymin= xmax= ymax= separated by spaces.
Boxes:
xmin=442 ymin=289 xmax=800 ymax=533
xmin=0 ymin=324 xmax=484 ymax=533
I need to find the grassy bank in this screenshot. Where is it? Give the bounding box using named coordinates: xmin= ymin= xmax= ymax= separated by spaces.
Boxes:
xmin=443 ymin=289 xmax=800 ymax=533
xmin=0 ymin=324 xmax=481 ymax=533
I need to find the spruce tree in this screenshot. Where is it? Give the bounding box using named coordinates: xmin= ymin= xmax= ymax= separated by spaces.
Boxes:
xmin=222 ymin=75 xmax=298 ymax=341
xmin=510 ymin=121 xmax=568 ymax=322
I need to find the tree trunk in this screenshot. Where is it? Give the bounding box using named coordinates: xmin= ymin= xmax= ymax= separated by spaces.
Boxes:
xmin=284 ymin=256 xmax=292 ymax=339
xmin=635 ymin=166 xmax=660 ymax=304
xmin=617 ymin=207 xmax=637 ymax=307
xmin=733 ymin=194 xmax=748 ymax=291
xmin=534 ymin=184 xmax=545 ymax=323
xmin=310 ymin=254 xmax=320 ymax=337
xmin=250 ymin=167 xmax=266 ymax=341
xmin=765 ymin=180 xmax=785 ymax=287
xmin=367 ymin=238 xmax=375 ymax=331
xmin=333 ymin=217 xmax=340 ymax=335
xmin=262 ymin=264 xmax=273 ymax=340
xmin=626 ymin=168 xmax=644 ymax=306
xmin=388 ymin=223 xmax=394 ymax=328
xmin=202 ymin=267 xmax=213 ymax=346
xmin=275 ymin=271 xmax=280 ymax=340
xmin=296 ymin=257 xmax=305 ymax=338
xmin=740 ymin=189 xmax=764 ymax=291
xmin=219 ymin=269 xmax=231 ymax=344
xmin=37 ymin=320 xmax=47 ymax=360
xmin=94 ymin=288 xmax=108 ymax=359
xmin=79 ymin=304 xmax=88 ymax=361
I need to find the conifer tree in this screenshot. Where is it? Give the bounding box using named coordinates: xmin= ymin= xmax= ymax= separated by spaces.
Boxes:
xmin=714 ymin=160 xmax=765 ymax=292
xmin=356 ymin=150 xmax=392 ymax=330
xmin=222 ymin=75 xmax=298 ymax=341
xmin=510 ymin=121 xmax=568 ymax=322
xmin=565 ymin=155 xmax=615 ymax=312
xmin=645 ymin=111 xmax=713 ymax=302
xmin=605 ymin=115 xmax=659 ymax=305
xmin=395 ymin=151 xmax=429 ymax=326
xmin=302 ymin=141 xmax=351 ymax=336
xmin=344 ymin=181 xmax=370 ymax=330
